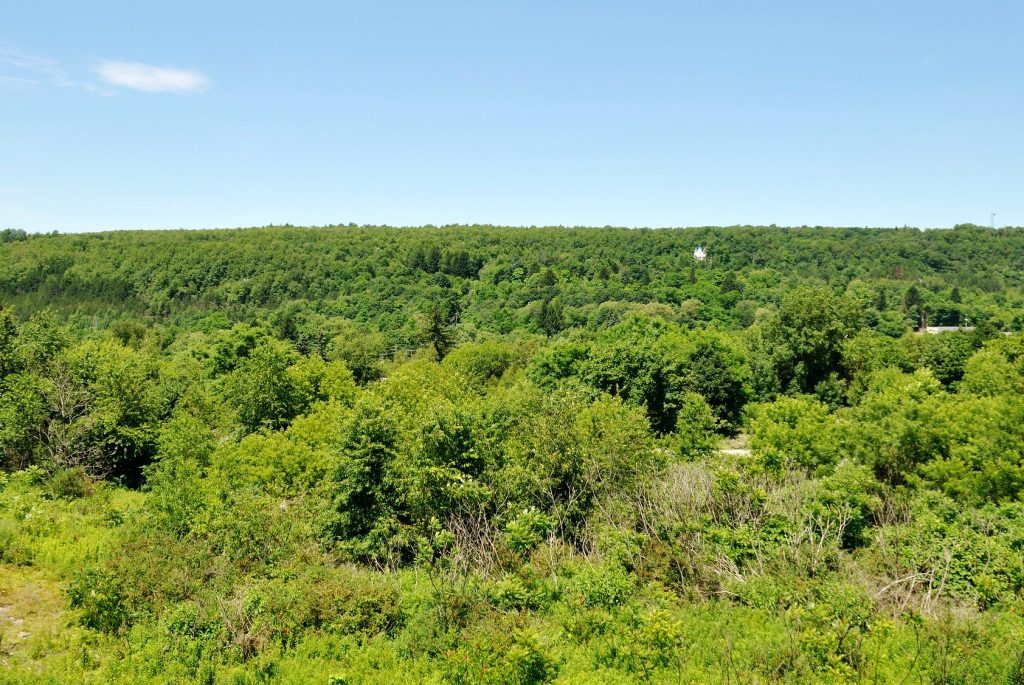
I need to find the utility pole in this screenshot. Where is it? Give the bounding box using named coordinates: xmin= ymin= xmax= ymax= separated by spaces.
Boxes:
xmin=991 ymin=212 xmax=996 ymax=229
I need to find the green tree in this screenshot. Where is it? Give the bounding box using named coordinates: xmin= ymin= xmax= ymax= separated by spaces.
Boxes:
xmin=673 ymin=334 xmax=749 ymax=430
xmin=749 ymin=395 xmax=837 ymax=474
xmin=329 ymin=321 xmax=386 ymax=384
xmin=749 ymin=287 xmax=860 ymax=398
xmin=0 ymin=372 xmax=47 ymax=470
xmin=537 ymin=298 xmax=565 ymax=337
xmin=324 ymin=397 xmax=405 ymax=563
xmin=499 ymin=390 xmax=660 ymax=539
xmin=674 ymin=392 xmax=718 ymax=460
xmin=225 ymin=339 xmax=302 ymax=433
xmin=960 ymin=347 xmax=1023 ymax=396
xmin=0 ymin=307 xmax=20 ymax=380
xmin=61 ymin=340 xmax=166 ymax=482
xmin=425 ymin=302 xmax=454 ymax=360
xmin=904 ymin=285 xmax=925 ymax=329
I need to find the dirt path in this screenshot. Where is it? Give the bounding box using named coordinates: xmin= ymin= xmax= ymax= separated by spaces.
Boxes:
xmin=717 ymin=434 xmax=751 ymax=457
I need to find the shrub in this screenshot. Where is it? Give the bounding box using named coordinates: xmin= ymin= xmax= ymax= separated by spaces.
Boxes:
xmin=0 ymin=518 xmax=17 ymax=562
xmin=504 ymin=507 xmax=555 ymax=557
xmin=566 ymin=563 xmax=637 ymax=610
xmin=244 ymin=568 xmax=405 ymax=648
xmin=674 ymin=392 xmax=719 ymax=460
xmin=487 ymin=574 xmax=548 ymax=612
xmin=614 ymin=609 xmax=685 ymax=682
xmin=748 ymin=396 xmax=836 ymax=474
xmin=804 ymin=460 xmax=881 ymax=549
xmin=45 ymin=466 xmax=93 ymax=499
xmin=68 ymin=567 xmax=131 ymax=633
xmin=442 ymin=627 xmax=555 ymax=685
xmin=443 ymin=341 xmax=527 ymax=384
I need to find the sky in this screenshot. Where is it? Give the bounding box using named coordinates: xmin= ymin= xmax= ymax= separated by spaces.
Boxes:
xmin=2 ymin=1 xmax=1022 ymax=232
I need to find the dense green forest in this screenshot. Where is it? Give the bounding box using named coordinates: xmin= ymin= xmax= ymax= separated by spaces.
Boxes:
xmin=2 ymin=224 xmax=1024 ymax=683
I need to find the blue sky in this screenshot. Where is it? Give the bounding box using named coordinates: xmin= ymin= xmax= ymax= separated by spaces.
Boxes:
xmin=2 ymin=1 xmax=1022 ymax=232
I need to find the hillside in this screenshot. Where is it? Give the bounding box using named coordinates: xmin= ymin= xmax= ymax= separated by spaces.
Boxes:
xmin=1 ymin=225 xmax=1024 ymax=683
xmin=2 ymin=224 xmax=1022 ymax=330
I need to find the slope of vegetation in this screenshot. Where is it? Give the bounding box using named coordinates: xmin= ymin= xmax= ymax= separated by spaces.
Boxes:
xmin=1 ymin=223 xmax=1024 ymax=683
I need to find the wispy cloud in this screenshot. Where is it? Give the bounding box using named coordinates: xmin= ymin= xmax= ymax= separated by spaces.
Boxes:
xmin=94 ymin=61 xmax=210 ymax=94
xmin=0 ymin=45 xmax=73 ymax=87
xmin=0 ymin=45 xmax=211 ymax=95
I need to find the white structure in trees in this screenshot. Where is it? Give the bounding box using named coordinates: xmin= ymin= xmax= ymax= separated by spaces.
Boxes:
xmin=693 ymin=245 xmax=706 ymax=262
xmin=919 ymin=326 xmax=975 ymax=334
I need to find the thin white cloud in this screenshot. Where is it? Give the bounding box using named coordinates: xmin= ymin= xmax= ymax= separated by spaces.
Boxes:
xmin=0 ymin=45 xmax=73 ymax=87
xmin=95 ymin=61 xmax=210 ymax=94
xmin=0 ymin=46 xmax=209 ymax=96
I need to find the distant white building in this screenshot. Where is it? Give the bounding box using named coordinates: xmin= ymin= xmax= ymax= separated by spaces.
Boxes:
xmin=693 ymin=245 xmax=706 ymax=262
xmin=919 ymin=326 xmax=975 ymax=334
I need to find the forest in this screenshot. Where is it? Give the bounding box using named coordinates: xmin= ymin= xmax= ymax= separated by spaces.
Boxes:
xmin=1 ymin=223 xmax=1024 ymax=683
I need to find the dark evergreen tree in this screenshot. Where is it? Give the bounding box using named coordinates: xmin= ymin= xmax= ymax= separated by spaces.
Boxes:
xmin=426 ymin=302 xmax=454 ymax=360
xmin=425 ymin=246 xmax=442 ymax=274
xmin=537 ymin=299 xmax=565 ymax=337
xmin=904 ymin=285 xmax=925 ymax=329
xmin=720 ymin=271 xmax=740 ymax=293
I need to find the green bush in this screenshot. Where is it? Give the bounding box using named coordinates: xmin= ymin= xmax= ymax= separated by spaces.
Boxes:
xmin=443 ymin=340 xmax=527 ymax=384
xmin=804 ymin=460 xmax=881 ymax=549
xmin=442 ymin=627 xmax=555 ymax=685
xmin=45 ymin=466 xmax=93 ymax=500
xmin=566 ymin=563 xmax=637 ymax=610
xmin=504 ymin=507 xmax=555 ymax=557
xmin=0 ymin=518 xmax=17 ymax=562
xmin=487 ymin=572 xmax=549 ymax=612
xmin=611 ymin=609 xmax=685 ymax=682
xmin=68 ymin=567 xmax=131 ymax=633
xmin=674 ymin=391 xmax=719 ymax=460
xmin=748 ymin=396 xmax=836 ymax=474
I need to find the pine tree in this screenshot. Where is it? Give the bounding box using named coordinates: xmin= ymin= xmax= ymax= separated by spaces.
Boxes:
xmin=904 ymin=286 xmax=925 ymax=329
xmin=720 ymin=271 xmax=740 ymax=293
xmin=425 ymin=246 xmax=442 ymax=274
xmin=426 ymin=302 xmax=453 ymax=360
xmin=537 ymin=299 xmax=565 ymax=337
